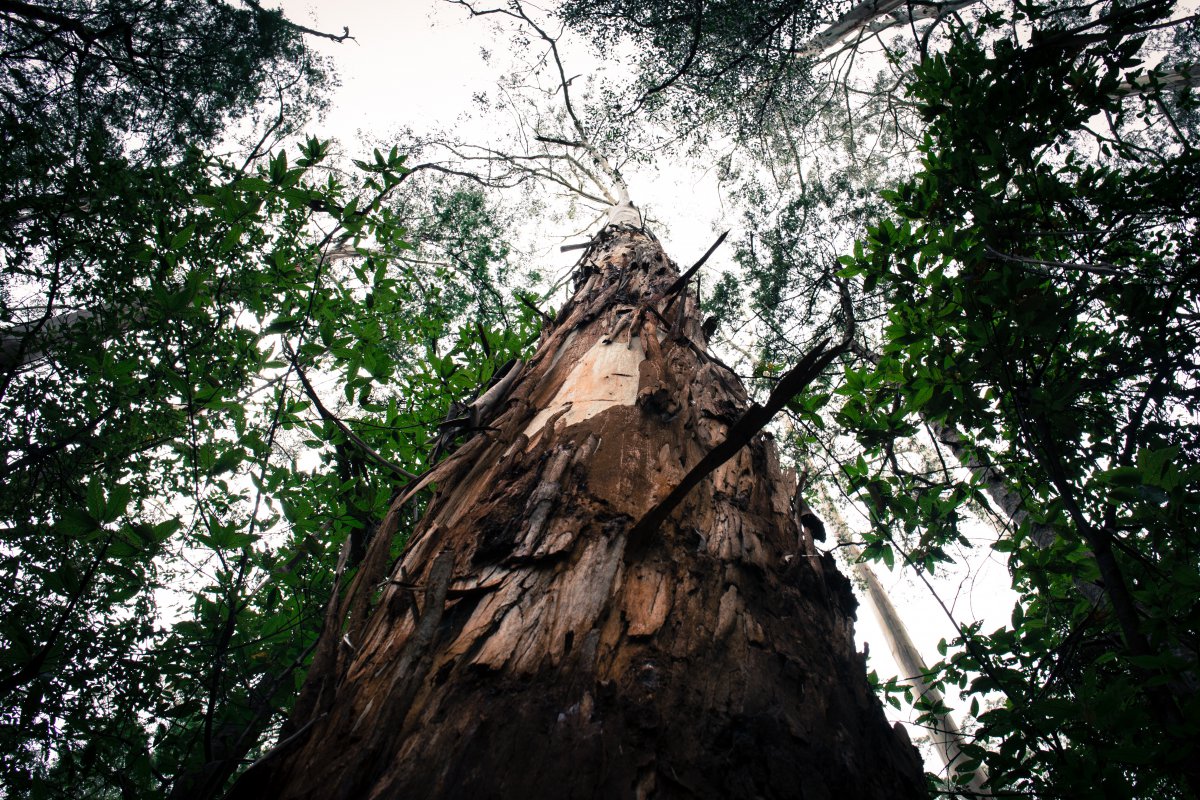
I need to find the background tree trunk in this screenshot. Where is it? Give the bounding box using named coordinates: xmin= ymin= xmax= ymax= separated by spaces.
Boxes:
xmin=230 ymin=225 xmax=925 ymax=800
xmin=825 ymin=500 xmax=988 ymax=794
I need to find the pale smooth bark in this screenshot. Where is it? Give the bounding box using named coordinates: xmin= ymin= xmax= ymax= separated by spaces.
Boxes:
xmin=800 ymin=0 xmax=980 ymax=57
xmin=823 ymin=501 xmax=989 ymax=795
xmin=0 ymin=307 xmax=105 ymax=371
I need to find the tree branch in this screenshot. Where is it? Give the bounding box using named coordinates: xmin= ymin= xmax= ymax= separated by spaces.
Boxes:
xmin=285 ymin=344 xmax=418 ymax=480
xmin=238 ymin=0 xmax=355 ymax=43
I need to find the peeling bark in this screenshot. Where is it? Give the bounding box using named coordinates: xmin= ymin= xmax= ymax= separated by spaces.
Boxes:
xmin=230 ymin=226 xmax=925 ymax=800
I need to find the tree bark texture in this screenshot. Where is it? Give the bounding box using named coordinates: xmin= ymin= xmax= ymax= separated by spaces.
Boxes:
xmin=232 ymin=226 xmax=925 ymax=800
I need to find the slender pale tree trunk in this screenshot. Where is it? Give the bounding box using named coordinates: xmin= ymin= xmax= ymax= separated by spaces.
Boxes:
xmin=800 ymin=0 xmax=979 ymax=56
xmin=0 ymin=308 xmax=105 ymax=371
xmin=229 ymin=224 xmax=925 ymax=800
xmin=820 ymin=499 xmax=988 ymax=795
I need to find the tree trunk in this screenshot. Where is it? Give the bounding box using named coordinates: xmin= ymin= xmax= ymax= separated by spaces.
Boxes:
xmin=229 ymin=224 xmax=925 ymax=800
xmin=822 ymin=501 xmax=988 ymax=794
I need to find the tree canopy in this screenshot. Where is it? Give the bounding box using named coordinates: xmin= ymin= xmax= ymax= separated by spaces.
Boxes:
xmin=0 ymin=3 xmax=532 ymax=797
xmin=1 ymin=0 xmax=1199 ymax=797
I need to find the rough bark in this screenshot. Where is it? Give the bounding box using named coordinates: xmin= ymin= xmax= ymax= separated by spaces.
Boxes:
xmin=230 ymin=225 xmax=925 ymax=800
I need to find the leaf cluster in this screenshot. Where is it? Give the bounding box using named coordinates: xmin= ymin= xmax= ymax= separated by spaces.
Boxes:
xmin=837 ymin=4 xmax=1200 ymax=794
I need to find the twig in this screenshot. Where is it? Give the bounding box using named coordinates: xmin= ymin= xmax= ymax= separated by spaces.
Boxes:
xmin=627 ymin=0 xmax=704 ymax=112
xmin=284 ymin=343 xmax=418 ymax=480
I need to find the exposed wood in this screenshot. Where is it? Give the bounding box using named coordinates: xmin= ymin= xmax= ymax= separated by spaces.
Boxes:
xmin=231 ymin=225 xmax=925 ymax=800
xmin=628 ymin=336 xmax=842 ymax=544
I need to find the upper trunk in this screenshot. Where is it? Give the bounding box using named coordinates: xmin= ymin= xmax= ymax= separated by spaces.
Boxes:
xmin=229 ymin=225 xmax=925 ymax=800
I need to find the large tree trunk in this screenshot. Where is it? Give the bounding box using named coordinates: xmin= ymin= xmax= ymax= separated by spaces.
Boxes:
xmin=230 ymin=225 xmax=925 ymax=800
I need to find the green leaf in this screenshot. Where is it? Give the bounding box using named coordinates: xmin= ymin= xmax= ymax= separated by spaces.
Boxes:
xmin=86 ymin=479 xmax=106 ymax=521
xmin=264 ymin=315 xmax=302 ymax=335
xmin=211 ymin=449 xmax=243 ymax=476
xmin=104 ymin=483 xmax=131 ymax=523
xmin=153 ymin=518 xmax=183 ymax=541
xmin=58 ymin=508 xmax=98 ymax=536
xmin=235 ymin=177 xmax=272 ymax=192
xmin=170 ymin=224 xmax=196 ymax=250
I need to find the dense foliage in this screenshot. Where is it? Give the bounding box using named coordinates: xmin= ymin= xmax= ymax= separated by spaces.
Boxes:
xmin=0 ymin=2 xmax=532 ymax=797
xmin=837 ymin=4 xmax=1200 ymax=794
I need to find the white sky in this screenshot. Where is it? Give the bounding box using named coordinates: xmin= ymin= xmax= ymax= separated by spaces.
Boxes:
xmin=279 ymin=1 xmax=732 ymax=266
xmin=278 ymin=2 xmax=495 ymax=143
xmin=274 ymin=0 xmax=1017 ymax=775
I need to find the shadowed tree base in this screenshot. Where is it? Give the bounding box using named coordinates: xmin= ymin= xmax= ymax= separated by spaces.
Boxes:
xmin=228 ymin=226 xmax=926 ymax=800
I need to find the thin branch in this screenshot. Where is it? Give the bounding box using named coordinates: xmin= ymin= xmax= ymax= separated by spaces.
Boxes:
xmin=629 ymin=0 xmax=704 ymax=109
xmin=284 ymin=343 xmax=418 ymax=480
xmin=985 ymin=245 xmax=1126 ymax=276
xmin=534 ymin=134 xmax=586 ymax=148
xmin=239 ymin=0 xmax=355 ymax=42
xmin=515 ymin=292 xmax=555 ymax=325
xmin=456 ymin=0 xmax=627 ymax=204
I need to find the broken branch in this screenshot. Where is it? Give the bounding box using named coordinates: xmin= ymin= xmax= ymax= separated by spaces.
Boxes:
xmin=629 ymin=337 xmax=844 ymax=542
xmin=663 ymin=230 xmax=729 ymax=298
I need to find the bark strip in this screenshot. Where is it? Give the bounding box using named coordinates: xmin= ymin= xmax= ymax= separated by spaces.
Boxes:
xmin=230 ymin=225 xmax=924 ymax=800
